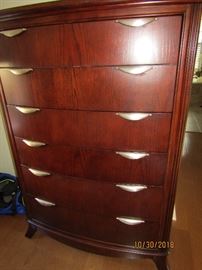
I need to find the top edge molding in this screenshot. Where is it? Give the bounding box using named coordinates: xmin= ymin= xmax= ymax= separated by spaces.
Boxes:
xmin=0 ymin=0 xmax=201 ymax=29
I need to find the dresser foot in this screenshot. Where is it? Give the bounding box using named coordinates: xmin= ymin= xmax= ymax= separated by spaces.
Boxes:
xmin=153 ymin=256 xmax=169 ymax=270
xmin=25 ymin=223 xmax=37 ymax=238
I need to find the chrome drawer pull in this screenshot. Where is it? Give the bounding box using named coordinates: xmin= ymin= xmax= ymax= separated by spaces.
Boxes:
xmin=116 ymin=184 xmax=147 ymax=192
xmin=116 ymin=66 xmax=153 ymax=75
xmin=0 ymin=28 xmax=27 ymax=37
xmin=116 ymin=18 xmax=157 ymax=27
xmin=35 ymin=198 xmax=55 ymax=207
xmin=28 ymin=168 xmax=50 ymax=177
xmin=116 ymin=112 xmax=152 ymax=121
xmin=116 ymin=151 xmax=149 ymax=160
xmin=116 ymin=216 xmax=145 ymax=225
xmin=8 ymin=68 xmax=33 ymax=75
xmin=15 ymin=106 xmax=40 ymax=114
xmin=22 ymin=139 xmax=46 ymax=148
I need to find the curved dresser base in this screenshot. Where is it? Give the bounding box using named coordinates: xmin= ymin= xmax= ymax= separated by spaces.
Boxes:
xmin=0 ymin=2 xmax=201 ymax=270
xmin=26 ymin=220 xmax=169 ymax=270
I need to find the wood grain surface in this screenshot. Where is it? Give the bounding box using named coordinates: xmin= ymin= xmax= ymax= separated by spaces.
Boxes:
xmin=15 ymin=137 xmax=168 ymax=185
xmin=8 ymin=106 xmax=171 ymax=151
xmin=1 ymin=65 xmax=177 ymax=112
xmin=0 ymin=16 xmax=181 ymax=67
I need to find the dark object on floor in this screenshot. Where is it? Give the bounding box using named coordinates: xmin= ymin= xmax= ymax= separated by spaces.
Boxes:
xmin=0 ymin=173 xmax=25 ymax=215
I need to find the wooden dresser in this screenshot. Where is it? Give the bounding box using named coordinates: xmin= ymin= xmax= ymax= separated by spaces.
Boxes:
xmin=0 ymin=1 xmax=201 ymax=269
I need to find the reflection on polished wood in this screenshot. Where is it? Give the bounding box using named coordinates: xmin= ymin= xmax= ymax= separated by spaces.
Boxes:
xmin=170 ymin=132 xmax=202 ymax=270
xmin=0 ymin=132 xmax=201 ymax=270
xmin=0 ymin=16 xmax=181 ymax=67
xmin=186 ymin=105 xmax=202 ymax=133
xmin=0 ymin=66 xmax=177 ymax=112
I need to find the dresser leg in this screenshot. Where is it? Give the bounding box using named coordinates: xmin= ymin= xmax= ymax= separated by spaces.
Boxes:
xmin=153 ymin=256 xmax=169 ymax=270
xmin=25 ymin=223 xmax=37 ymax=238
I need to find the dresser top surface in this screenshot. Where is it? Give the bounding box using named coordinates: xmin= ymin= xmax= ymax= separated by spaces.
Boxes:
xmin=0 ymin=0 xmax=202 ymax=14
xmin=0 ymin=0 xmax=201 ymax=30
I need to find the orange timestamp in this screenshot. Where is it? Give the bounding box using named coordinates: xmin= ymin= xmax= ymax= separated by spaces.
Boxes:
xmin=134 ymin=241 xmax=175 ymax=249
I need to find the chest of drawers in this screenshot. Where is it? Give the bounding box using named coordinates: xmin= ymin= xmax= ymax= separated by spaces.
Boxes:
xmin=0 ymin=1 xmax=201 ymax=269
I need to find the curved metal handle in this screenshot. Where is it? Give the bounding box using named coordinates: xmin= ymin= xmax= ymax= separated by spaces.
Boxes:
xmin=22 ymin=139 xmax=46 ymax=148
xmin=116 ymin=216 xmax=145 ymax=225
xmin=116 ymin=113 xmax=152 ymax=121
xmin=116 ymin=151 xmax=149 ymax=160
xmin=116 ymin=66 xmax=153 ymax=75
xmin=28 ymin=168 xmax=51 ymax=177
xmin=8 ymin=68 xmax=33 ymax=75
xmin=15 ymin=106 xmax=40 ymax=114
xmin=116 ymin=184 xmax=147 ymax=192
xmin=116 ymin=18 xmax=157 ymax=27
xmin=0 ymin=28 xmax=27 ymax=37
xmin=35 ymin=198 xmax=55 ymax=207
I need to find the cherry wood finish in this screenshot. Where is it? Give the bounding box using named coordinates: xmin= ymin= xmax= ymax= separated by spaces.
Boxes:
xmin=25 ymin=222 xmax=37 ymax=238
xmin=161 ymin=4 xmax=202 ymax=245
xmin=0 ymin=16 xmax=181 ymax=67
xmin=0 ymin=65 xmax=177 ymax=112
xmin=0 ymin=1 xmax=201 ymax=270
xmin=8 ymin=106 xmax=171 ymax=152
xmin=153 ymin=256 xmax=169 ymax=270
xmin=62 ymin=16 xmax=182 ymax=66
xmin=0 ymin=2 xmax=190 ymax=37
xmin=0 ymin=25 xmax=63 ymax=67
xmin=2 ymin=133 xmax=202 ymax=270
xmin=21 ymin=166 xmax=163 ymax=221
xmin=25 ymin=194 xmax=160 ymax=246
xmin=15 ymin=137 xmax=167 ymax=185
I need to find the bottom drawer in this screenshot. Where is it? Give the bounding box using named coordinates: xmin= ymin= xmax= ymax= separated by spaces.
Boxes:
xmin=25 ymin=195 xmax=160 ymax=247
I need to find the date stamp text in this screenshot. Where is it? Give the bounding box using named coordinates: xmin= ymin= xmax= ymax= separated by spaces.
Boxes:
xmin=134 ymin=241 xmax=175 ymax=249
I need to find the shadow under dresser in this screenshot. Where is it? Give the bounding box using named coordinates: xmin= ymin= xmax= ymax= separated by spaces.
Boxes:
xmin=0 ymin=1 xmax=201 ymax=269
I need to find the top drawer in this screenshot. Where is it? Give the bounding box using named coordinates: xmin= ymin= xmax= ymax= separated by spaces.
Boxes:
xmin=0 ymin=16 xmax=182 ymax=67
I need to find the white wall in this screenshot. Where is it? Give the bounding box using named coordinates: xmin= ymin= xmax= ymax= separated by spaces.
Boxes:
xmin=0 ymin=0 xmax=59 ymax=175
xmin=0 ymin=105 xmax=16 ymax=175
xmin=0 ymin=0 xmax=59 ymax=10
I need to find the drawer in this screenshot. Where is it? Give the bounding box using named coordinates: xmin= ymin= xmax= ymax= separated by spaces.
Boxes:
xmin=0 ymin=16 xmax=182 ymax=67
xmin=16 ymin=137 xmax=167 ymax=185
xmin=1 ymin=65 xmax=177 ymax=112
xmin=21 ymin=166 xmax=163 ymax=221
xmin=25 ymin=195 xmax=161 ymax=246
xmin=64 ymin=15 xmax=182 ymax=65
xmin=8 ymin=106 xmax=171 ymax=152
xmin=0 ymin=25 xmax=63 ymax=67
